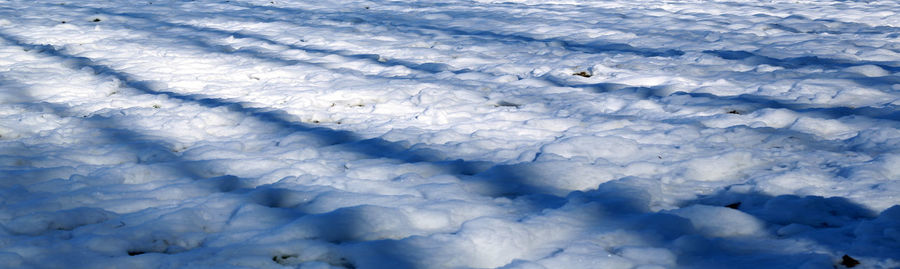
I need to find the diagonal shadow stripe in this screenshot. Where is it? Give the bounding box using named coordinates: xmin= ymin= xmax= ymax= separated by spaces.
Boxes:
xmin=221 ymin=1 xmax=686 ymax=58
xmin=0 ymin=30 xmax=559 ymax=199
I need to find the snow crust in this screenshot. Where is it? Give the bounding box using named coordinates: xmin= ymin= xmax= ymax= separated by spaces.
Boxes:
xmin=1 ymin=0 xmax=898 ymax=268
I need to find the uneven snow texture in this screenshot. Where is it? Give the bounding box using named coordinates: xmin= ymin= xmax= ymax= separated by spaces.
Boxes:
xmin=0 ymin=0 xmax=899 ymax=268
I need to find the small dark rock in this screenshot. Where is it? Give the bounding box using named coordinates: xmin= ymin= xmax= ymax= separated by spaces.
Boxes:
xmin=725 ymin=202 xmax=741 ymax=209
xmin=272 ymin=254 xmax=297 ymax=265
xmin=128 ymin=251 xmax=146 ymax=256
xmin=727 ymin=110 xmax=741 ymax=114
xmin=92 ymin=18 xmax=101 ymax=22
xmin=841 ymin=255 xmax=860 ymax=268
xmin=495 ymin=101 xmax=521 ymax=108
xmin=573 ymin=71 xmax=592 ymax=78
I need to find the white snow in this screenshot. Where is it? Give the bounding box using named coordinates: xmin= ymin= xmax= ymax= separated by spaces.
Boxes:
xmin=1 ymin=0 xmax=899 ymax=268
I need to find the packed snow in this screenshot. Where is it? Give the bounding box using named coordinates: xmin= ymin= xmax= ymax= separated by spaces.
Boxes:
xmin=1 ymin=0 xmax=899 ymax=268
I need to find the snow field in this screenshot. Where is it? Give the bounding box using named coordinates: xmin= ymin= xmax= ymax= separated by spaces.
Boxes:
xmin=1 ymin=0 xmax=899 ymax=268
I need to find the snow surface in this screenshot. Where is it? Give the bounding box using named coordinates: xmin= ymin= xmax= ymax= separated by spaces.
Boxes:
xmin=1 ymin=0 xmax=899 ymax=268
